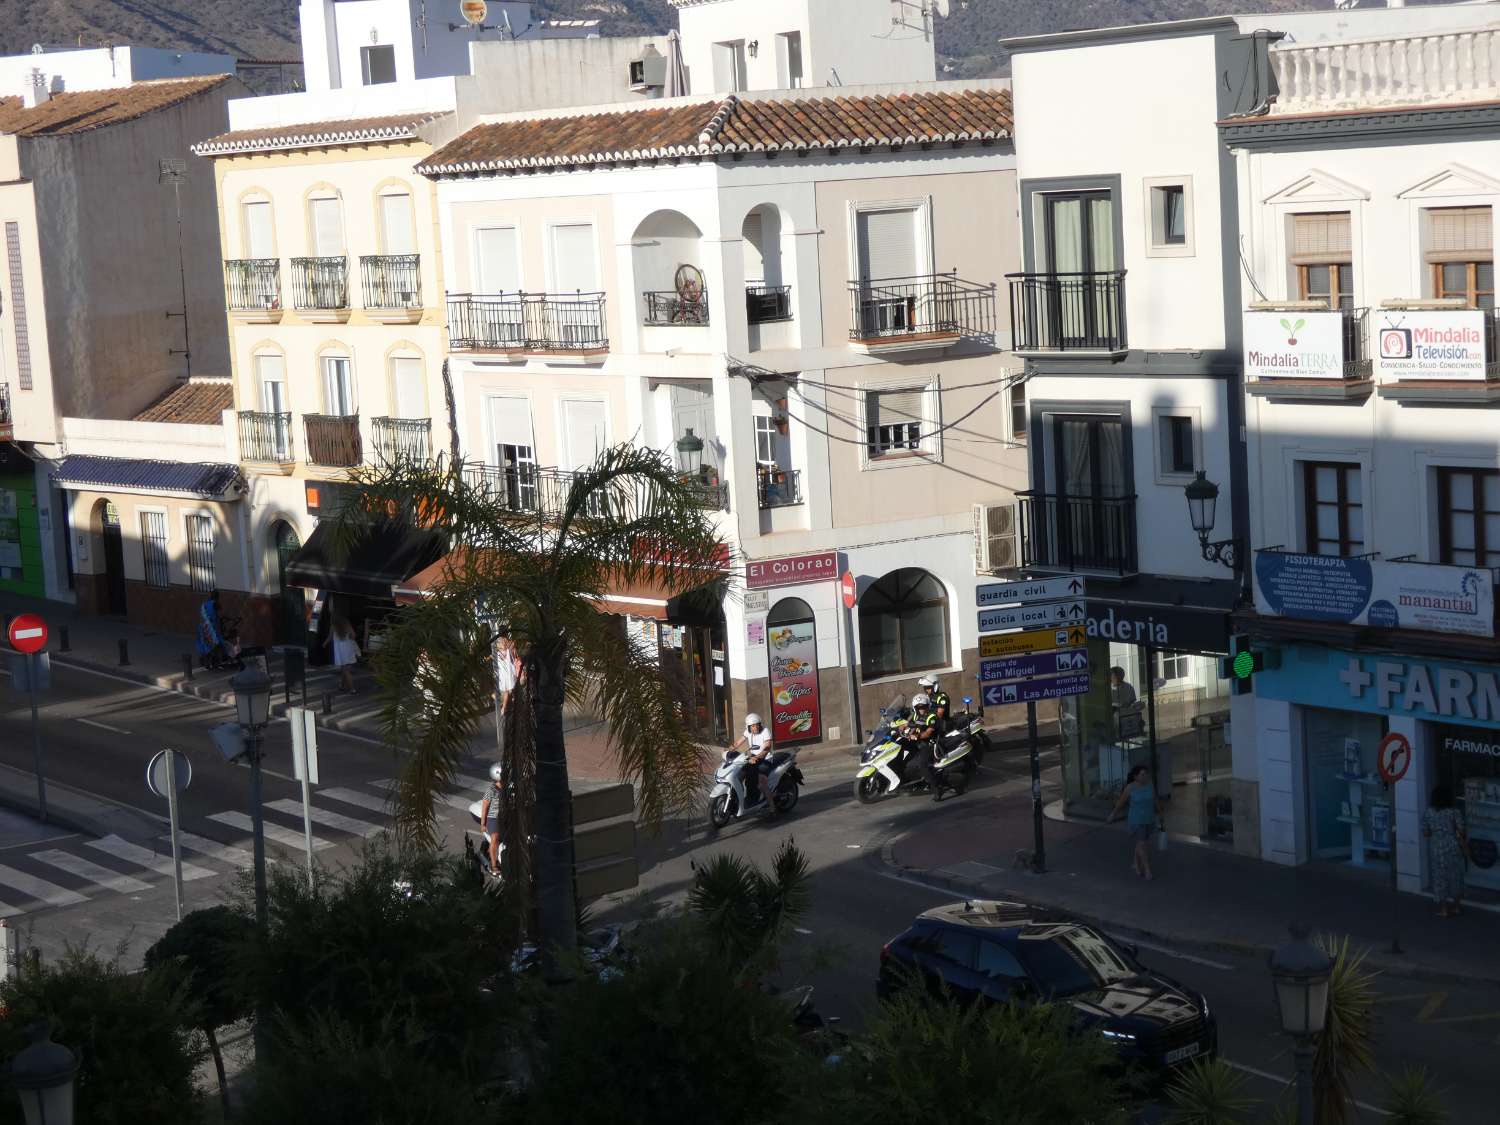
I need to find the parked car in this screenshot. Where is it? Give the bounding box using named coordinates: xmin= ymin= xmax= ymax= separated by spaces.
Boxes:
xmin=877 ymin=900 xmax=1216 ymax=1078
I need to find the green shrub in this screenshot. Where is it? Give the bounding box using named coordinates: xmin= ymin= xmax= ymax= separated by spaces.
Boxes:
xmin=1383 ymin=1065 xmax=1447 ymax=1125
xmin=1166 ymin=1057 xmax=1256 ymax=1125
xmin=1312 ymin=935 xmax=1377 ymax=1125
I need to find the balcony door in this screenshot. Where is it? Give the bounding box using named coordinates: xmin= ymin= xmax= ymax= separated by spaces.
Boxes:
xmin=550 ymin=223 xmax=597 ymax=294
xmin=855 ymin=207 xmax=920 ymax=336
xmin=670 ymin=383 xmax=720 ymax=480
xmin=321 ymin=355 xmax=355 ymax=417
xmin=242 ymin=200 xmax=274 ymax=259
xmin=1042 ymin=192 xmax=1117 ymax=347
xmin=309 ymin=196 xmax=345 ymax=257
xmin=256 ymin=354 xmax=290 ymax=460
xmin=1049 ymin=414 xmax=1130 ymax=570
xmin=487 ymin=395 xmax=536 ymax=511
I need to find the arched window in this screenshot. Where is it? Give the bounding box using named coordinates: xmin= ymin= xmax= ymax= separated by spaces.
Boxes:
xmin=768 ymin=597 xmax=812 ymax=625
xmin=859 ymin=568 xmax=948 ymax=680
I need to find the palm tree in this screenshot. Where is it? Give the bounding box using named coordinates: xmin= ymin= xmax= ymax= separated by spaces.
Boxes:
xmin=331 ymin=444 xmax=728 ymax=968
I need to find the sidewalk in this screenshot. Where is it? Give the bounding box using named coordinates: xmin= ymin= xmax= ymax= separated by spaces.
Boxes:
xmin=885 ymin=783 xmax=1500 ymax=985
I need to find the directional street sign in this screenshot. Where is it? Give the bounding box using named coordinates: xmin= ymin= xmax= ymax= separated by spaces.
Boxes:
xmin=975 ymin=576 xmax=1087 ymax=608
xmin=978 ymin=600 xmax=1085 ymax=633
xmin=982 ymin=673 xmax=1092 ymax=707
xmin=979 ymin=648 xmax=1091 ymax=684
xmin=979 ymin=625 xmax=1086 ymax=659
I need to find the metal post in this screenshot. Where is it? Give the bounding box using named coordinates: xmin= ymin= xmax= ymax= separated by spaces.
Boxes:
xmin=298 ymin=766 xmax=315 ymax=892
xmin=1028 ymin=700 xmax=1045 ymax=873
xmin=28 ymin=654 xmax=46 ymax=823
xmin=247 ymin=728 xmax=269 ymax=1060
xmin=1144 ymin=643 xmax=1160 ymax=795
xmin=843 ymin=598 xmax=862 ymax=746
xmin=165 ymin=749 xmax=185 ymax=921
xmin=492 ymin=642 xmax=505 ymax=760
xmin=1293 ymin=1036 xmax=1315 ymax=1125
xmin=1388 ymin=779 xmax=1403 ymax=955
xmin=58 ymin=626 xmax=70 ymax=653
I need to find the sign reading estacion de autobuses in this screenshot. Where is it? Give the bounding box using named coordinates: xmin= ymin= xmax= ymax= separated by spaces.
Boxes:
xmin=745 ymin=551 xmax=837 ymax=590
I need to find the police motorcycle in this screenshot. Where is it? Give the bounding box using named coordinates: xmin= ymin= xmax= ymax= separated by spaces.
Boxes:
xmin=707 ymin=714 xmax=806 ymax=830
xmin=853 ymin=692 xmax=979 ymax=803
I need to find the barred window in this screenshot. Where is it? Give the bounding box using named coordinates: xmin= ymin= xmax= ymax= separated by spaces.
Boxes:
xmin=186 ymin=514 xmax=215 ymax=593
xmin=140 ymin=511 xmax=169 ymax=588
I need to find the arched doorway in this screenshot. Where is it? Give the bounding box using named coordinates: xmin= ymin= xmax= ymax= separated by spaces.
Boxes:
xmin=766 ymin=596 xmax=821 ymax=744
xmin=94 ymin=499 xmax=127 ymax=615
xmin=271 ymin=520 xmax=306 ymax=644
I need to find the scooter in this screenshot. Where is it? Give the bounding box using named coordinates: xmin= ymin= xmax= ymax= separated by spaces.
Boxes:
xmin=707 ymin=747 xmax=804 ymax=829
xmin=946 ymin=695 xmax=992 ymax=766
xmin=854 ymin=703 xmax=981 ymax=804
xmin=853 ymin=701 xmax=919 ymax=803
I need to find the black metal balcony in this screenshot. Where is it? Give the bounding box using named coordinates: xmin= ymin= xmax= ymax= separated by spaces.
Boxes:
xmin=1018 ymin=491 xmax=1138 ymax=575
xmin=290 ymin=256 xmax=349 ymax=310
xmin=1007 ymin=271 xmax=1128 ymax=352
xmin=1342 ymin=307 xmax=1372 ymax=379
xmin=757 ymin=468 xmax=802 ymax=509
xmin=847 ymin=272 xmax=996 ymax=345
xmin=372 ymin=417 xmax=431 ymax=464
xmin=360 ymin=254 xmax=421 ymax=309
xmin=238 ymin=411 xmax=293 ymax=463
xmin=746 ymin=284 xmax=792 ymax=324
xmin=303 ymin=414 xmax=362 ymax=468
xmin=446 ymin=293 xmax=608 ymax=353
xmin=224 ymin=258 xmax=281 ymax=310
xmin=463 ymin=464 xmax=728 ymax=516
xmin=644 ymin=289 xmax=710 ymax=326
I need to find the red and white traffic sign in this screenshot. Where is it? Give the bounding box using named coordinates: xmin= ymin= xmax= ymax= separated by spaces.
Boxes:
xmin=839 ymin=571 xmax=857 ymax=610
xmin=7 ymin=614 xmax=48 ymax=655
xmin=1377 ymin=732 xmax=1412 ymax=784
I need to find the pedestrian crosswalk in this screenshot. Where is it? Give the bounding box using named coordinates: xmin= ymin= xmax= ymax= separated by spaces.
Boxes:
xmin=0 ymin=772 xmax=477 ymax=920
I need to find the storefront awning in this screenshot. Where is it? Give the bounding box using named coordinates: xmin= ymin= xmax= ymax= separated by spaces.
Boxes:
xmin=51 ymin=454 xmax=244 ymax=500
xmin=1084 ymin=575 xmax=1239 ymax=655
xmin=284 ymin=520 xmax=447 ymax=601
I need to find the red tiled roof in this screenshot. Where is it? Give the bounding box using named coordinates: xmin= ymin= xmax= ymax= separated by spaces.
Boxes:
xmin=194 ymin=112 xmax=447 ymax=156
xmin=0 ymin=75 xmax=232 ymax=138
xmin=418 ymin=87 xmax=1013 ymax=175
xmin=132 ymin=379 xmax=234 ymax=425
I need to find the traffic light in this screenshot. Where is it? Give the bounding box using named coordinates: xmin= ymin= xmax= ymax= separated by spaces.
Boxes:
xmin=1220 ymin=635 xmax=1279 ymax=695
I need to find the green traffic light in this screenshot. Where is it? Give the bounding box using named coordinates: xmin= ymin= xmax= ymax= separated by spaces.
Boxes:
xmin=1232 ymin=650 xmax=1256 ymax=679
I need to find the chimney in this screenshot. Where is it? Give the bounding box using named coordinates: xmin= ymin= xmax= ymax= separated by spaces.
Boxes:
xmin=21 ymin=68 xmax=49 ymax=108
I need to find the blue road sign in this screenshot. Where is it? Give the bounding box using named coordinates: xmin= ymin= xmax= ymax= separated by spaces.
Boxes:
xmin=977 ymin=599 xmax=1085 ymax=633
xmin=982 ymin=673 xmax=1091 ymax=707
xmin=978 ymin=648 xmax=1091 ymax=683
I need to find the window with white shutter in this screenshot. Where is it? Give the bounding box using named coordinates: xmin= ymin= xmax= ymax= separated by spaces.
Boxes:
xmin=309 ymin=196 xmax=345 ymax=257
xmin=476 ymin=227 xmax=521 ymax=294
xmin=321 ymin=355 xmax=355 ymax=416
xmin=550 ymin=224 xmax=598 ymax=294
xmin=380 ymin=192 xmax=415 ymax=255
xmin=856 ymin=208 xmax=919 ymax=283
xmin=866 ymin=385 xmax=932 ymax=460
xmin=391 ymin=356 xmax=425 ymax=419
xmin=242 ymin=200 xmax=275 ymax=259
xmin=486 ymin=396 xmax=537 ymax=510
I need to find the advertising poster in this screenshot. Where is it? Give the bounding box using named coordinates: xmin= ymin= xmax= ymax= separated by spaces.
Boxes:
xmin=1374 ymin=310 xmax=1486 ymax=381
xmin=1242 ymin=310 xmax=1345 ymax=379
xmin=766 ymin=618 xmax=821 ymax=743
xmin=1256 ymin=552 xmax=1494 ymax=638
xmin=746 ymin=619 xmax=765 ymax=647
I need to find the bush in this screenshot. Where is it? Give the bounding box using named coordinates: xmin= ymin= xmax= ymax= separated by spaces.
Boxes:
xmin=1313 ymin=935 xmax=1377 ymax=1125
xmin=1383 ymin=1066 xmax=1448 ymax=1125
xmin=1166 ymin=1057 xmax=1255 ymax=1125
xmin=0 ymin=947 xmax=201 ymax=1125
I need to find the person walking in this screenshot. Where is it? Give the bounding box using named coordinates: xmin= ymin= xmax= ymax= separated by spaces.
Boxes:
xmin=328 ymin=614 xmax=360 ymax=694
xmin=494 ymin=631 xmax=520 ymax=718
xmin=1422 ymin=784 xmax=1470 ymax=917
xmin=1108 ymin=764 xmax=1163 ymax=880
xmin=478 ymin=763 xmax=505 ymax=876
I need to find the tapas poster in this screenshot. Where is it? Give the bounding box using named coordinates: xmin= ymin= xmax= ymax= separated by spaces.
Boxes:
xmin=766 ymin=618 xmax=821 ymax=744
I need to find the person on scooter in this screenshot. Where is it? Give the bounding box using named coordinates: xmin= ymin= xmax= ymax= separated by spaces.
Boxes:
xmin=478 ymin=763 xmax=505 ymax=876
xmin=728 ymin=712 xmax=777 ymax=814
xmin=905 ymin=692 xmax=953 ymax=801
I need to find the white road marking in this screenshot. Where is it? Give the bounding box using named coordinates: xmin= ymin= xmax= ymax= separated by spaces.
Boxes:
xmin=793 ymin=927 xmax=813 ymax=935
xmin=0 ymin=863 xmax=90 ymax=907
xmin=267 ymin=799 xmax=386 ymax=838
xmin=0 ymin=896 xmax=25 ymax=918
xmin=210 ymin=811 xmax=335 ymax=851
xmin=172 ymin=832 xmax=255 ymax=869
xmin=88 ymin=836 xmax=215 ymax=880
xmin=319 ymin=786 xmax=393 ymax=814
xmin=76 ymin=717 xmax=131 ymax=734
xmin=32 ymin=850 xmax=152 ymax=895
xmin=451 ymin=773 xmax=493 ymax=792
xmin=372 ymin=778 xmax=471 ymax=811
xmin=1223 ymin=1060 xmax=1389 ymax=1116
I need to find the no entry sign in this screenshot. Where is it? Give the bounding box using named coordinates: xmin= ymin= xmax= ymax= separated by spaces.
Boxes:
xmin=7 ymin=614 xmax=48 ymax=654
xmin=840 ymin=571 xmax=857 ymax=610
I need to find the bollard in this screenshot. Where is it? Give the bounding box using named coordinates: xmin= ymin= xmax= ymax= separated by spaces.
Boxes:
xmin=118 ymin=638 xmax=130 ymax=666
xmin=322 ymin=691 xmax=333 ymax=715
xmin=182 ymin=653 xmax=194 ymax=681
xmin=58 ymin=626 xmax=70 ymax=653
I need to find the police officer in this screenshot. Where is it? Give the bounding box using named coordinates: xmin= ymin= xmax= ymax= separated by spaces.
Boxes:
xmin=919 ymin=674 xmax=951 ymax=721
xmin=905 ymin=692 xmax=953 ymax=801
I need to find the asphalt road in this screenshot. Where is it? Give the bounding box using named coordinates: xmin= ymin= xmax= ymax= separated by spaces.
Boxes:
xmin=5 ymin=664 xmax=1495 ymax=1120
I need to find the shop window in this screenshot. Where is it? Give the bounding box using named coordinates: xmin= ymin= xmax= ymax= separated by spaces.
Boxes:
xmin=186 ymin=514 xmax=215 ymax=593
xmin=1437 ymin=467 xmax=1500 ymax=567
xmin=1301 ymin=461 xmax=1363 ymax=557
xmin=140 ymin=511 xmax=169 ymax=588
xmin=1425 ymin=206 xmax=1493 ymax=309
xmin=859 ymin=567 xmax=949 ymax=680
xmin=361 ymin=44 xmax=397 ymax=86
xmin=1291 ymin=212 xmax=1353 ymax=312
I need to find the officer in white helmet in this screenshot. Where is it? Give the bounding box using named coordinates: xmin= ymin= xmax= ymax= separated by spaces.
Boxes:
xmin=918 ymin=674 xmax=950 ymax=720
xmin=729 ymin=712 xmax=778 ymax=813
xmin=905 ymin=691 xmax=951 ymax=801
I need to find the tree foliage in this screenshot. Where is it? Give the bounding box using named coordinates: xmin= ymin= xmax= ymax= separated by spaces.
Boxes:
xmin=1165 ymin=1056 xmax=1256 ymax=1125
xmin=687 ymin=836 xmax=812 ymax=974
xmin=0 ymin=947 xmax=201 ymax=1125
xmin=1313 ymin=934 xmax=1378 ymax=1125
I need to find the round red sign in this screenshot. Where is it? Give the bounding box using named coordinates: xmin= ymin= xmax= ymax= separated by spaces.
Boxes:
xmin=840 ymin=571 xmax=857 ymax=610
xmin=7 ymin=614 xmax=48 ymax=655
xmin=1377 ymin=731 xmax=1412 ymax=785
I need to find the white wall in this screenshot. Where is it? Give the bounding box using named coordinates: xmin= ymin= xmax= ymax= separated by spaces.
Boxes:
xmin=227 ymin=75 xmax=459 ymax=131
xmin=457 ymin=36 xmax=672 ymax=116
xmin=0 ymin=46 xmax=234 ymax=97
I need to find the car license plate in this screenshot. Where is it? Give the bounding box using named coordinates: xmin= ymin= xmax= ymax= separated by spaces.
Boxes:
xmin=1165 ymin=1042 xmax=1201 ymax=1066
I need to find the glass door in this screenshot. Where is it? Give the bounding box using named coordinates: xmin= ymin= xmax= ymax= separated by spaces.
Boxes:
xmin=1051 ymin=414 xmax=1128 ymax=569
xmin=1043 ymin=192 xmax=1116 ymax=347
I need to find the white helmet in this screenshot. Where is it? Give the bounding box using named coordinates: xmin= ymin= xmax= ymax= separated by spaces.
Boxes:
xmin=911 ymin=692 xmax=931 ymax=710
xmin=488 ymin=762 xmax=504 ymax=783
xmin=918 ymin=675 xmax=939 ymax=691
xmin=745 ymin=712 xmax=764 ymax=731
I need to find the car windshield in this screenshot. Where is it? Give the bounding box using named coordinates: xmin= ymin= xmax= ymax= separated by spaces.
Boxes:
xmin=1015 ymin=925 xmax=1137 ymax=997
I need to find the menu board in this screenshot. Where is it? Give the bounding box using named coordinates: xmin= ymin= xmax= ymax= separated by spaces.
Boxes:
xmin=766 ymin=618 xmax=821 ymax=744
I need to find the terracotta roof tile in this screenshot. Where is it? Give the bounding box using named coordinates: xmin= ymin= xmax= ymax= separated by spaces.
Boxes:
xmin=418 ymin=87 xmax=1012 ymax=175
xmin=0 ymin=75 xmax=232 ymax=138
xmin=194 ymin=112 xmax=447 ymax=156
xmin=132 ymin=380 xmax=234 ymax=425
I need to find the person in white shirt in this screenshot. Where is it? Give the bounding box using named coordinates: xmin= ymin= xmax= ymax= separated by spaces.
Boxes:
xmin=728 ymin=712 xmax=777 ymax=814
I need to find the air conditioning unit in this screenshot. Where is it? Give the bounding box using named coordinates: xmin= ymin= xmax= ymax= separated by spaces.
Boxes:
xmin=972 ymin=502 xmax=1019 ymax=573
xmin=630 ymin=47 xmax=667 ymax=91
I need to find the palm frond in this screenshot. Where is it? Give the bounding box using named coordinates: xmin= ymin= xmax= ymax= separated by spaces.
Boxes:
xmin=1313 ymin=933 xmax=1378 ymax=1125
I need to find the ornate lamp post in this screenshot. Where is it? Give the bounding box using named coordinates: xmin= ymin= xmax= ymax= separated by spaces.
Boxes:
xmin=675 ymin=428 xmax=705 ymax=478
xmin=1184 ymin=470 xmax=1241 ymax=570
xmin=6 ymin=1022 xmax=78 ymax=1125
xmin=1270 ymin=923 xmax=1334 ymax=1125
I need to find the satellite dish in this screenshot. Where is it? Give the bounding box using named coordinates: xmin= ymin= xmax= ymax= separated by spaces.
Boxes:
xmin=460 ymin=0 xmax=488 ymax=26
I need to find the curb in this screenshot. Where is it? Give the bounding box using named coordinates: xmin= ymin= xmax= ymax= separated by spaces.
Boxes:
xmin=0 ymin=771 xmax=168 ymax=844
xmin=876 ymin=827 xmax=1500 ymax=989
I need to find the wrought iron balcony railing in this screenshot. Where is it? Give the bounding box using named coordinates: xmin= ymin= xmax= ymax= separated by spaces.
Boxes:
xmin=361 ymin=254 xmax=422 ymax=309
xmin=757 ymin=468 xmax=802 ymax=509
xmin=848 ymin=272 xmax=996 ymax=343
xmin=644 ymin=289 xmax=710 ymax=326
xmin=463 ymin=464 xmax=728 ymax=517
xmin=290 ymin=255 xmax=350 ymax=310
xmin=446 ymin=292 xmax=608 ymax=352
xmin=1007 ymin=271 xmax=1128 ymax=352
xmin=238 ymin=411 xmax=293 ymax=463
xmin=224 ymin=258 xmax=281 ymax=310
xmin=746 ymin=284 xmax=792 ymax=324
xmin=303 ymin=413 xmax=362 ymax=468
xmin=1019 ymin=491 xmax=1138 ymax=575
xmin=372 ymin=417 xmax=432 ymax=464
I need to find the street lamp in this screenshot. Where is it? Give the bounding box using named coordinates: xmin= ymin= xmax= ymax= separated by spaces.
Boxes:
xmin=6 ymin=1022 xmax=78 ymax=1125
xmin=1270 ymin=923 xmax=1333 ymax=1125
xmin=1184 ymin=471 xmax=1240 ymax=570
xmin=675 ymin=428 xmax=705 ymax=477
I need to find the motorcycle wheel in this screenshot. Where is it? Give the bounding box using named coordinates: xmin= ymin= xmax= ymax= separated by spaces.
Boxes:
xmin=708 ymin=793 xmax=734 ymax=830
xmin=774 ymin=778 xmax=800 ymax=814
xmin=854 ymin=775 xmax=885 ymax=804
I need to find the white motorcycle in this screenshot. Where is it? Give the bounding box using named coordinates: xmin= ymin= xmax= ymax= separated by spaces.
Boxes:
xmin=707 ymin=747 xmax=804 ymax=829
xmin=853 ymin=700 xmax=981 ymax=804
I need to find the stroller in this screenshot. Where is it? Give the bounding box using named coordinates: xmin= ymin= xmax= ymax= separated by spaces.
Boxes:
xmin=196 ymin=596 xmax=244 ymax=671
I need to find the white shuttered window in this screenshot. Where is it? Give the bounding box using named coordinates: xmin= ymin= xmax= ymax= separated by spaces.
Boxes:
xmin=856 ymin=208 xmax=919 ymax=282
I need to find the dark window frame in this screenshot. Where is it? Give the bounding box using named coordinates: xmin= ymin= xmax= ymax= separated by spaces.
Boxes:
xmin=1437 ymin=467 xmax=1500 ymax=567
xmin=1298 ymin=263 xmax=1354 ymax=313
xmin=1302 ymin=461 xmax=1364 ymax=557
xmin=1433 ymin=261 xmax=1495 ymax=310
xmin=858 ymin=567 xmax=950 ymax=681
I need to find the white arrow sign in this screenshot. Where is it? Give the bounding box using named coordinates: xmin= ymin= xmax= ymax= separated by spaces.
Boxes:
xmin=975 ymin=576 xmax=1087 ymax=607
xmin=978 ymin=599 xmax=1086 ymax=633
